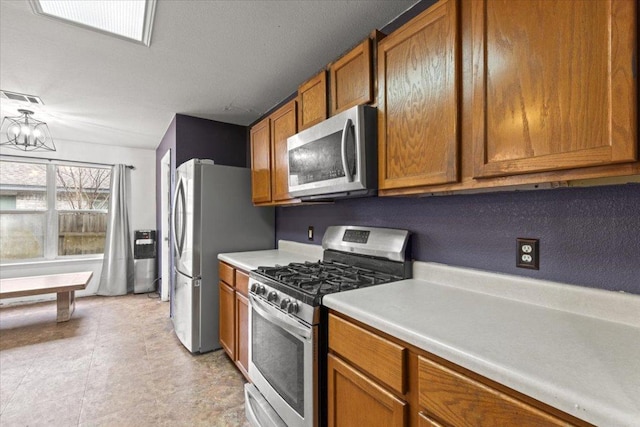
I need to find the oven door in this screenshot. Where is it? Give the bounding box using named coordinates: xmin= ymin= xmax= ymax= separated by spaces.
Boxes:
xmin=248 ymin=294 xmax=317 ymax=427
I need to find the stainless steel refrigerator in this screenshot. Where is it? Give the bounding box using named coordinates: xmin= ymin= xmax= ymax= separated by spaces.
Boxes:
xmin=172 ymin=159 xmax=274 ymax=353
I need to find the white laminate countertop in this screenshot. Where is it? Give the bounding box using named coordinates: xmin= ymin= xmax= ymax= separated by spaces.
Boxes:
xmin=218 ymin=240 xmax=323 ymax=272
xmin=323 ymin=263 xmax=640 ymax=427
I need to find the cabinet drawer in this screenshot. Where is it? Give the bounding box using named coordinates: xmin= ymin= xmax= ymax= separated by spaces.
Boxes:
xmin=235 ymin=269 xmax=249 ymax=296
xmin=219 ymin=262 xmax=235 ymax=287
xmin=329 ymin=313 xmax=406 ymax=395
xmin=417 ymin=356 xmax=570 ymax=426
xmin=418 ymin=412 xmax=445 ymax=427
xmin=328 ymin=353 xmax=407 ymax=427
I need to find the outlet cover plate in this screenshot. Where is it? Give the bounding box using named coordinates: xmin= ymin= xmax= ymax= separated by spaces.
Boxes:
xmin=517 ymin=238 xmax=539 ymax=269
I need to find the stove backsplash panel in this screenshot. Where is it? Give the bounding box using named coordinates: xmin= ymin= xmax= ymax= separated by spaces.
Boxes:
xmin=276 ymin=184 xmax=640 ymax=295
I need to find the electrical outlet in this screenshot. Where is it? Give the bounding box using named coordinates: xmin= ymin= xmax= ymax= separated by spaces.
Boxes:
xmin=517 ymin=238 xmax=539 ymax=269
xmin=308 ymin=226 xmax=314 ymax=241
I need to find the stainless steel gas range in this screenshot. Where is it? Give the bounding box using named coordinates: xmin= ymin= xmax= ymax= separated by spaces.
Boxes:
xmin=244 ymin=225 xmax=411 ymax=427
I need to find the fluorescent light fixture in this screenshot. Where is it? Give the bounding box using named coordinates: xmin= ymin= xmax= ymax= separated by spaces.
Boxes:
xmin=29 ymin=0 xmax=156 ymax=46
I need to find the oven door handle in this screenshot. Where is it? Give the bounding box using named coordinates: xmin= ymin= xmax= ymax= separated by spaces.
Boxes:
xmin=250 ymin=294 xmax=312 ymax=340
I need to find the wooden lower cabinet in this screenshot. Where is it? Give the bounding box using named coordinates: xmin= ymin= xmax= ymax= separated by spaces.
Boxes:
xmin=328 ymin=312 xmax=592 ymax=427
xmin=218 ymin=262 xmax=250 ymax=381
xmin=218 ymin=280 xmax=235 ymax=359
xmin=328 ymin=353 xmax=407 ymax=427
xmin=235 ymin=292 xmax=249 ymax=378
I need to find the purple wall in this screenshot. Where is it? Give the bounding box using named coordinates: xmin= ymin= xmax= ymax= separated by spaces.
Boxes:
xmin=175 ymin=114 xmax=247 ymax=168
xmin=276 ymin=184 xmax=640 ymax=294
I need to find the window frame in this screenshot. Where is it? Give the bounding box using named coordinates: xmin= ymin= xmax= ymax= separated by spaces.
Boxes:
xmin=0 ymin=158 xmax=111 ymax=264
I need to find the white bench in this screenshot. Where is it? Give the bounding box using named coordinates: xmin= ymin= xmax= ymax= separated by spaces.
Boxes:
xmin=0 ymin=271 xmax=93 ymax=322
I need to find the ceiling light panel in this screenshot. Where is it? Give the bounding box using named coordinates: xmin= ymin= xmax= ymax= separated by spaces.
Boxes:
xmin=30 ymin=0 xmax=156 ymax=46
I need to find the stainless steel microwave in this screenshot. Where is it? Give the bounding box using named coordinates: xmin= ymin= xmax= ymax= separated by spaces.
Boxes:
xmin=287 ymin=104 xmax=377 ymax=200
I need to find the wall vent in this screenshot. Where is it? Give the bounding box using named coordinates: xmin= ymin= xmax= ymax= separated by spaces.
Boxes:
xmin=0 ymin=90 xmax=45 ymax=105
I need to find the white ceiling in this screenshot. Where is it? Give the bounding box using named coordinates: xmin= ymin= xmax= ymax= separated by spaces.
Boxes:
xmin=0 ymin=0 xmax=418 ymax=150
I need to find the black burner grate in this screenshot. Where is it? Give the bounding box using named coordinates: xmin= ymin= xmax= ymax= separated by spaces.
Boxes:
xmin=254 ymin=260 xmax=401 ymax=301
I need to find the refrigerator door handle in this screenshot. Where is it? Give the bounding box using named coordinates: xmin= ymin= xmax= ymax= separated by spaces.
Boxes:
xmin=172 ymin=176 xmax=186 ymax=257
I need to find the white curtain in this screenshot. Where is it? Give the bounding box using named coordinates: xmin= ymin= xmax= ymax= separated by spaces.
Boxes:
xmin=98 ymin=164 xmax=133 ymax=295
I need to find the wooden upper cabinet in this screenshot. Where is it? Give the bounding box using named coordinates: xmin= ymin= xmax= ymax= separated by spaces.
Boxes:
xmin=270 ymin=99 xmax=297 ymax=202
xmin=250 ymin=100 xmax=299 ymax=206
xmin=250 ymin=118 xmax=272 ymax=204
xmin=330 ymin=38 xmax=374 ymax=115
xmin=378 ymin=0 xmax=460 ymax=190
xmin=298 ymin=71 xmax=328 ymax=131
xmin=472 ymin=0 xmax=637 ymax=178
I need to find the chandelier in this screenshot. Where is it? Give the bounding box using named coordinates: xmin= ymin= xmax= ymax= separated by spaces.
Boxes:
xmin=0 ymin=109 xmax=56 ymax=151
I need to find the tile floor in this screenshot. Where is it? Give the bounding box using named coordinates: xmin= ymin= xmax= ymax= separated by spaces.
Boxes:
xmin=0 ymin=294 xmax=250 ymax=426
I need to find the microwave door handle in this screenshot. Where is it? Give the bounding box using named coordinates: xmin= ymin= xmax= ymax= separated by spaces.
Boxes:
xmin=249 ymin=294 xmax=311 ymax=340
xmin=340 ymin=118 xmax=354 ymax=182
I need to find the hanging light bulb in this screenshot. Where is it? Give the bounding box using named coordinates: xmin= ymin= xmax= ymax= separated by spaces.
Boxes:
xmin=0 ymin=109 xmax=56 ymax=151
xmin=8 ymin=123 xmax=21 ymax=138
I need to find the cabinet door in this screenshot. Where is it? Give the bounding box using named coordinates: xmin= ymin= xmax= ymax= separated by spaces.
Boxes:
xmin=330 ymin=38 xmax=373 ymax=115
xmin=235 ymin=292 xmax=249 ymax=380
xmin=472 ymin=0 xmax=637 ymax=178
xmin=298 ymin=71 xmax=327 ymax=131
xmin=270 ymin=99 xmax=298 ymax=202
xmin=328 ymin=354 xmax=407 ymax=427
xmin=218 ymin=281 xmax=235 ymax=359
xmin=378 ymin=0 xmax=460 ymax=190
xmin=250 ymin=118 xmax=272 ymax=204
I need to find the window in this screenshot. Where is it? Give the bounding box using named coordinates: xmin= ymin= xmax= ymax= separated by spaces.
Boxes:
xmin=0 ymin=159 xmax=111 ymax=262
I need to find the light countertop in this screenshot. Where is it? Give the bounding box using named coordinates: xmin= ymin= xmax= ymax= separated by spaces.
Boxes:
xmin=218 ymin=240 xmax=323 ymax=272
xmin=323 ymin=262 xmax=640 ymax=427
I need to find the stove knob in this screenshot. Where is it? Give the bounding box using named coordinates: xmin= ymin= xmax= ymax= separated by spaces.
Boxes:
xmin=280 ymin=298 xmax=291 ymax=310
xmin=287 ymin=302 xmax=299 ymax=314
xmin=267 ymin=291 xmax=278 ymax=303
xmin=250 ymin=283 xmax=257 ymax=293
xmin=256 ymin=285 xmax=265 ymax=295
